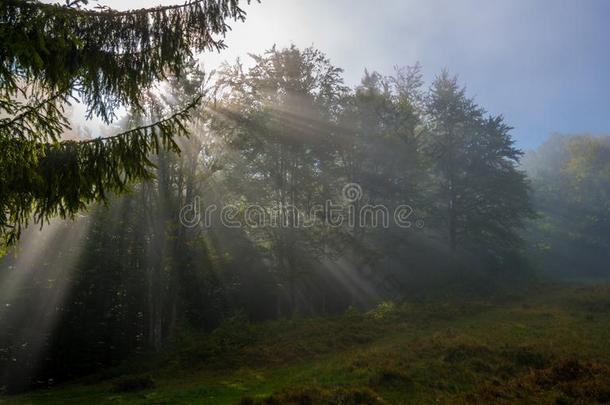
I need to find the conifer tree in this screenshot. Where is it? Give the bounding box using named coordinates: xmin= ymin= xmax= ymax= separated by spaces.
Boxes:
xmin=0 ymin=0 xmax=252 ymax=247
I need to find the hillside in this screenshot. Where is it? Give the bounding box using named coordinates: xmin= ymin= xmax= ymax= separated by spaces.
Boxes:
xmin=3 ymin=282 xmax=610 ymax=404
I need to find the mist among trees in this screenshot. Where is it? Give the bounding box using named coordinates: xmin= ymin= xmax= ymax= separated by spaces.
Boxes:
xmin=1 ymin=1 xmax=609 ymax=403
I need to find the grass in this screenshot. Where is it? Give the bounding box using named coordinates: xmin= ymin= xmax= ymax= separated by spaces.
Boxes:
xmin=2 ymin=281 xmax=610 ymax=404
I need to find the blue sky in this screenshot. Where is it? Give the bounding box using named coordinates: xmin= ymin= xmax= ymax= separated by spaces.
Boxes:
xmin=102 ymin=0 xmax=610 ymax=149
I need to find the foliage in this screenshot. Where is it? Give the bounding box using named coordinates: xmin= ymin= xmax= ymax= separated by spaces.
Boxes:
xmin=423 ymin=71 xmax=533 ymax=257
xmin=0 ymin=0 xmax=252 ymax=247
xmin=1 ymin=0 xmax=250 ymax=120
xmin=522 ymin=134 xmax=610 ymax=276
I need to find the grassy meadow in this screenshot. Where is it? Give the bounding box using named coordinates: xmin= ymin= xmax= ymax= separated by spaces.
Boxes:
xmin=3 ymin=281 xmax=610 ymax=404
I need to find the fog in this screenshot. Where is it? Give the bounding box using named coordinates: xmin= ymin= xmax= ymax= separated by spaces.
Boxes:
xmin=1 ymin=1 xmax=610 ymax=402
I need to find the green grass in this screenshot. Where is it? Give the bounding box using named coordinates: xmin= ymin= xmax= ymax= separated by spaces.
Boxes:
xmin=3 ymin=281 xmax=610 ymax=404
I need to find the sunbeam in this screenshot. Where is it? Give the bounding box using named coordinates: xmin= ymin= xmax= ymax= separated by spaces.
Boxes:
xmin=2 ymin=1 xmax=610 ymax=401
xmin=0 ymin=216 xmax=91 ymax=390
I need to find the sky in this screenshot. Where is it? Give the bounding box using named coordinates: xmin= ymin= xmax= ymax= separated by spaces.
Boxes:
xmin=91 ymin=0 xmax=610 ymax=149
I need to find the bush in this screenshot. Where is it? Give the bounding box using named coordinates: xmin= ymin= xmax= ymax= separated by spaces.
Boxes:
xmin=366 ymin=301 xmax=398 ymax=320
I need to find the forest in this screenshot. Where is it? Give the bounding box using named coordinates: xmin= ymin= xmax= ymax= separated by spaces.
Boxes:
xmin=1 ymin=1 xmax=610 ymax=404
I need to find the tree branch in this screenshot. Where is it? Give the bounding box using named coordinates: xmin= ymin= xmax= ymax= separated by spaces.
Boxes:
xmin=75 ymin=95 xmax=203 ymax=145
xmin=30 ymin=0 xmax=251 ymax=18
xmin=0 ymin=86 xmax=72 ymax=131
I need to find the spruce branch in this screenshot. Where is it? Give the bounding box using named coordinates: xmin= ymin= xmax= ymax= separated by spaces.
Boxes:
xmin=0 ymin=85 xmax=73 ymax=136
xmin=78 ymin=95 xmax=203 ymax=146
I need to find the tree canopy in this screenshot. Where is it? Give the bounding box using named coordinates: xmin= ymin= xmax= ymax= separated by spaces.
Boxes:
xmin=0 ymin=0 xmax=252 ymax=247
xmin=523 ymin=134 xmax=610 ymax=276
